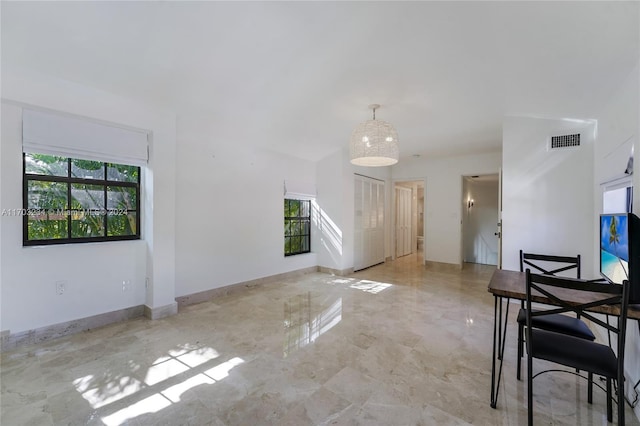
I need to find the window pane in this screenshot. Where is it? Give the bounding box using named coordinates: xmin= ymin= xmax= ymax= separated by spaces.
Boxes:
xmin=71 ymin=210 xmax=105 ymax=238
xmin=28 ymin=213 xmax=68 ymax=240
xmin=71 ymin=159 xmax=104 ymax=180
xmin=284 ymin=220 xmax=291 ymax=237
xmin=285 ymin=236 xmax=291 ymax=254
xmin=301 ymin=201 xmax=310 ymax=217
xmin=107 ymin=186 xmax=137 ymax=210
xmin=107 ymin=163 xmax=139 ymax=183
xmin=303 ymin=220 xmax=310 ymax=235
xmin=292 ymin=237 xmax=302 ymax=253
xmin=27 ymin=180 xmax=68 ymax=210
xmin=107 ymin=212 xmax=136 ymax=236
xmin=25 ymin=153 xmax=68 ymax=177
xmin=289 ymin=200 xmax=300 ymax=217
xmin=71 ymin=184 xmax=104 ymax=210
xmin=302 ymin=236 xmax=310 ymax=252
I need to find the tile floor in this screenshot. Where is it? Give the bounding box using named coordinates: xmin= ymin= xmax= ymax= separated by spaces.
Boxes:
xmin=1 ymin=253 xmax=639 ymax=425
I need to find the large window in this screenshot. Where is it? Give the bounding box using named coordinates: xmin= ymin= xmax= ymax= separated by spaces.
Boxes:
xmin=23 ymin=152 xmax=140 ymax=245
xmin=284 ymin=199 xmax=310 ymax=256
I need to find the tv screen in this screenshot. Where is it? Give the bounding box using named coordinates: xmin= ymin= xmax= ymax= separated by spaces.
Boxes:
xmin=600 ymin=213 xmax=640 ymax=303
xmin=600 ymin=214 xmax=630 ymax=284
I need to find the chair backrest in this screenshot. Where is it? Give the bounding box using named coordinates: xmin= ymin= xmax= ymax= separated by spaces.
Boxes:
xmin=520 ymin=250 xmax=581 ymax=278
xmin=525 ymin=270 xmax=630 ymax=361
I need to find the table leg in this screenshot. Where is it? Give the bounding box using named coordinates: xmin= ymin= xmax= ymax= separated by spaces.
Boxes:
xmin=498 ymin=296 xmax=503 ymax=360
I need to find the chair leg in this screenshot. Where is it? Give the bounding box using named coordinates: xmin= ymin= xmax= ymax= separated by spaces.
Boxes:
xmin=517 ymin=323 xmax=523 ymax=381
xmin=587 ymin=372 xmax=593 ymax=404
xmin=606 ymin=378 xmax=612 ymax=423
xmin=618 ymin=377 xmax=625 ymax=426
xmin=527 ymin=352 xmax=533 ymax=426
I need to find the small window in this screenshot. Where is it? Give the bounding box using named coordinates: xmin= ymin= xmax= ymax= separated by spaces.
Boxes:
xmin=284 ymin=199 xmax=310 ymax=256
xmin=22 ymin=153 xmax=140 ymax=245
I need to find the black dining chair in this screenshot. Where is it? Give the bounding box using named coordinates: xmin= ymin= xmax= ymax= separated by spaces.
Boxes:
xmin=516 ymin=250 xmax=595 ymax=380
xmin=525 ymin=270 xmax=630 ymax=425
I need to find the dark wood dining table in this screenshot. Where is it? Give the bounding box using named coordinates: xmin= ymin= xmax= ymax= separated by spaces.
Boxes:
xmin=487 ymin=269 xmax=640 ymax=408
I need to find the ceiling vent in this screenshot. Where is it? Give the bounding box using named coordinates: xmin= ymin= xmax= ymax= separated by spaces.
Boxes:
xmin=550 ymin=133 xmax=581 ymax=149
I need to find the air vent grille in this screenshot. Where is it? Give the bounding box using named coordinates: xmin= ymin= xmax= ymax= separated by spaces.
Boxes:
xmin=551 ymin=133 xmax=581 ymax=149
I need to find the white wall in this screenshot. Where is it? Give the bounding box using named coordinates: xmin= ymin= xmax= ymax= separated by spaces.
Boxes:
xmin=316 ymin=151 xmax=347 ymax=271
xmin=392 ymin=151 xmax=501 ymax=266
xmin=463 ymin=178 xmax=499 ymax=265
xmin=173 ymin=115 xmax=318 ymax=297
xmin=501 ymin=117 xmax=596 ymax=273
xmin=594 ymin=59 xmax=640 ymax=415
xmin=0 ymin=67 xmax=177 ymax=333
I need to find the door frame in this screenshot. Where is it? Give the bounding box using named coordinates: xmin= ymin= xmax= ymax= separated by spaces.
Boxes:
xmin=460 ymin=173 xmax=501 ymax=267
xmin=392 ymin=178 xmax=426 ymax=263
xmin=395 ymin=186 xmax=412 ymax=258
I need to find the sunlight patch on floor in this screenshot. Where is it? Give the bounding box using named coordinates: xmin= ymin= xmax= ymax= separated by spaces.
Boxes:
xmin=99 ymin=356 xmax=245 ymax=425
xmin=204 ymin=357 xmax=245 ymax=381
xmin=101 ymin=393 xmax=172 ymax=426
xmin=349 ymin=280 xmax=392 ymax=294
xmin=71 ymin=344 xmax=245 ymax=425
xmin=73 ymin=374 xmax=144 ymax=409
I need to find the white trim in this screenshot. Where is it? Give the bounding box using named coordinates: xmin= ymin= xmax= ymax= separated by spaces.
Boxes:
xmin=284 ymin=192 xmax=315 ymax=201
xmin=600 ymin=174 xmax=633 ymax=190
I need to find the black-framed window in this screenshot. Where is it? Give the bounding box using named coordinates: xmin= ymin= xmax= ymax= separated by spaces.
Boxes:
xmin=22 ymin=152 xmax=141 ymax=246
xmin=284 ymin=199 xmax=310 ymax=256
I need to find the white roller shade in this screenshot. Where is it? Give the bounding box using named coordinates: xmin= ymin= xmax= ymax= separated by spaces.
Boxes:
xmin=22 ymin=109 xmax=148 ymax=166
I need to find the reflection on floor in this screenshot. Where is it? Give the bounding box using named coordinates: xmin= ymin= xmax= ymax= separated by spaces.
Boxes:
xmin=2 ymin=252 xmax=639 ymax=425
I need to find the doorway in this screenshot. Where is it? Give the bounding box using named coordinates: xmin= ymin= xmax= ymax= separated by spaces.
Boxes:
xmin=396 ymin=186 xmax=412 ymax=257
xmin=462 ymin=174 xmax=500 ymax=266
xmin=394 ymin=180 xmax=425 ymax=259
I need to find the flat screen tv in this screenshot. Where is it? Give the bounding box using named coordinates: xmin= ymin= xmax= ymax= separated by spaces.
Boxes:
xmin=600 ymin=212 xmax=640 ymax=303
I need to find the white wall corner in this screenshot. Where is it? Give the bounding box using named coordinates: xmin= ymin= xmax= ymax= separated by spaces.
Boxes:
xmin=144 ymin=302 xmax=178 ymax=320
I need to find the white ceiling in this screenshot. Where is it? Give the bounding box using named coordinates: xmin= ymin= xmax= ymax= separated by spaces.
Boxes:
xmin=2 ymin=1 xmax=638 ymax=163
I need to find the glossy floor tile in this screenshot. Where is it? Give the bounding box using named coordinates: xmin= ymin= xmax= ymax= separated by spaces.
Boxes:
xmin=2 ymin=253 xmax=639 ymax=425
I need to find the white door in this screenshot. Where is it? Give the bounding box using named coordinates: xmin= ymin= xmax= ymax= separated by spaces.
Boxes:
xmin=354 ymin=175 xmax=385 ymax=271
xmin=396 ymin=186 xmax=412 ymax=258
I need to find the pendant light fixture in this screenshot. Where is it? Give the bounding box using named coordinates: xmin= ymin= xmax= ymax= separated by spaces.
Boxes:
xmin=349 ymin=104 xmax=399 ymax=167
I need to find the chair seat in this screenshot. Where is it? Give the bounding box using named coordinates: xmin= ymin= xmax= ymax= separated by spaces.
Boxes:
xmin=517 ymin=308 xmax=595 ymax=341
xmin=529 ymin=329 xmax=618 ymax=378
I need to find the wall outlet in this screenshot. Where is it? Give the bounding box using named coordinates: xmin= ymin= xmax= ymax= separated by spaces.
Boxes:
xmin=55 ymin=281 xmax=66 ymax=295
xmin=122 ymin=280 xmax=132 ymax=292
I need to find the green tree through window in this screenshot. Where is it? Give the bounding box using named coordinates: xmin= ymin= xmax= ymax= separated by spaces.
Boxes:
xmin=284 ymin=199 xmax=310 ymax=256
xmin=22 ymin=153 xmax=140 ymax=245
